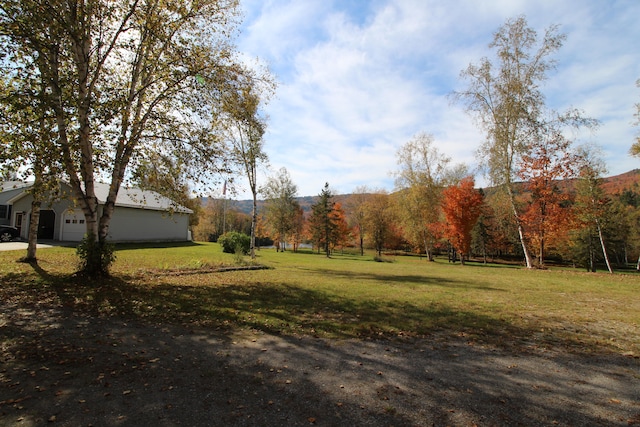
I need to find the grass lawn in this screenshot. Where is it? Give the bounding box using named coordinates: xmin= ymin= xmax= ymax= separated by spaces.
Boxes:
xmin=1 ymin=242 xmax=638 ymax=355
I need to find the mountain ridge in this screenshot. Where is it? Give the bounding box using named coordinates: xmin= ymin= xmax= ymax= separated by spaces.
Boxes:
xmin=210 ymin=169 xmax=640 ymax=216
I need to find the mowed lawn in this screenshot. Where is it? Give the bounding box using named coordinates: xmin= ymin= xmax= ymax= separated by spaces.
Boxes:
xmin=1 ymin=242 xmax=638 ymax=355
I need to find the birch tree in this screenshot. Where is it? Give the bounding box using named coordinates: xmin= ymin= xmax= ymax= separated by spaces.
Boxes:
xmin=394 ymin=132 xmax=452 ymax=261
xmin=454 ymin=16 xmax=564 ymax=268
xmin=222 ymin=83 xmax=271 ymax=259
xmin=363 ymin=190 xmax=394 ymax=257
xmin=0 ymin=0 xmax=265 ymax=275
xmin=261 ymin=167 xmax=299 ymax=252
xmin=345 ymin=186 xmax=371 ymax=256
xmin=573 ymin=144 xmax=613 ymax=273
xmin=0 ymin=43 xmax=61 ymax=262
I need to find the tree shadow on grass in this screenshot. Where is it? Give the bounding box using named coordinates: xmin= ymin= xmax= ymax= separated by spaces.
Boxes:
xmin=307 ymin=266 xmax=505 ymax=291
xmin=9 ymin=259 xmax=630 ymax=355
xmin=113 ymin=241 xmax=205 ymax=251
xmin=8 ymin=272 xmax=610 ymax=356
xmin=2 ymin=274 xmax=638 ymax=426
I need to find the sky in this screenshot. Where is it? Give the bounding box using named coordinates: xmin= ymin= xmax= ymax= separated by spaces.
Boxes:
xmin=232 ymin=0 xmax=640 ymax=198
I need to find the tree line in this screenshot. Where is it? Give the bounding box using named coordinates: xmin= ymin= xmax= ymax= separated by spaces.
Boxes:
xmin=2 ymin=8 xmax=638 ymax=275
xmin=195 ymin=16 xmax=640 ymax=272
xmin=194 ymin=164 xmax=640 ymax=272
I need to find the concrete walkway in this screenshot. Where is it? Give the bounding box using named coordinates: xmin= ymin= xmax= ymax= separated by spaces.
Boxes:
xmin=0 ymin=241 xmax=69 ymax=251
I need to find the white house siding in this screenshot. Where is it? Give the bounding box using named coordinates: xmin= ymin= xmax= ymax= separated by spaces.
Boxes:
xmin=1 ymin=181 xmax=192 ymax=243
xmin=0 ymin=184 xmax=29 ymax=226
xmin=10 ymin=195 xmax=70 ymax=240
xmin=106 ymin=206 xmax=190 ymax=242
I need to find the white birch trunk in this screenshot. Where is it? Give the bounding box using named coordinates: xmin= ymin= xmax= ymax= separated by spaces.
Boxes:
xmin=596 ymin=219 xmax=613 ymax=274
xmin=508 ymin=186 xmax=534 ymax=269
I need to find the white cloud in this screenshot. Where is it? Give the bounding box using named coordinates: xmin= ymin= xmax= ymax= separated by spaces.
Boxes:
xmin=236 ymin=0 xmax=640 ymax=197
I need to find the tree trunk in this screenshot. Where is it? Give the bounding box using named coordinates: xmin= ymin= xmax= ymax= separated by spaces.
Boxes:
xmin=280 ymin=226 xmax=287 ymax=251
xmin=507 ymin=186 xmax=534 ymax=268
xmin=26 ymin=199 xmax=41 ymax=262
xmin=588 ymin=236 xmax=595 ymax=272
xmin=596 ymin=218 xmax=613 ymax=274
xmin=423 ymin=235 xmax=434 ymax=261
xmin=47 ymin=41 xmax=104 ymax=275
xmin=99 ymin=200 xmax=116 ymax=243
xmin=25 ymin=166 xmax=45 ymax=262
xmin=250 ymin=192 xmax=257 ymax=259
xmin=516 ymin=222 xmax=534 ymax=268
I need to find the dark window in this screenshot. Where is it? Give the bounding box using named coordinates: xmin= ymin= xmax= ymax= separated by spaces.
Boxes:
xmin=0 ymin=205 xmax=8 ymax=219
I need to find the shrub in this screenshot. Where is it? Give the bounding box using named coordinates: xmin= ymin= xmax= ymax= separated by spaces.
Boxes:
xmin=218 ymin=231 xmax=250 ymax=255
xmin=76 ymin=233 xmax=116 ymax=276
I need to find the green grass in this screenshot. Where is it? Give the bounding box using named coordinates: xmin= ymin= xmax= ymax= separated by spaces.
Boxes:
xmin=1 ymin=242 xmax=638 ymax=355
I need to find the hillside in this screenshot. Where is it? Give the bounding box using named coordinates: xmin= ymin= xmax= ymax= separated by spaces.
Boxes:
xmin=601 ymin=169 xmax=640 ymax=194
xmin=204 ymin=194 xmax=359 ymax=216
xmin=208 ymin=169 xmax=640 ymax=216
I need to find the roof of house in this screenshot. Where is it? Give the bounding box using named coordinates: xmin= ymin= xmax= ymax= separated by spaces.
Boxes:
xmin=94 ymin=182 xmax=192 ymax=214
xmin=1 ymin=181 xmax=32 ymax=192
xmin=1 ymin=181 xmax=192 ymax=214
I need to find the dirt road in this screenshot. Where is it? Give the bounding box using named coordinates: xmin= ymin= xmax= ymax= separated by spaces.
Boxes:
xmin=2 ymin=304 xmax=639 ymax=426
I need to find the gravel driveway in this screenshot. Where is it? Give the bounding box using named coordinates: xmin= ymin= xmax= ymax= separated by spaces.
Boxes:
xmin=2 ymin=304 xmax=639 ymax=426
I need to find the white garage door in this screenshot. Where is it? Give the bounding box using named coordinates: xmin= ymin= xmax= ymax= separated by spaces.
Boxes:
xmin=61 ymin=211 xmax=86 ymax=241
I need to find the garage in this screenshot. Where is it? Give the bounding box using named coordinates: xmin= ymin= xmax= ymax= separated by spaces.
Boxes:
xmin=2 ymin=181 xmax=192 ymax=243
xmin=60 ymin=210 xmax=86 ymax=242
xmin=37 ymin=210 xmax=56 ymax=239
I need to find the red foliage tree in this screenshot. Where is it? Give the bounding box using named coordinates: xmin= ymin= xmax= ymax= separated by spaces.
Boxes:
xmin=329 ymin=202 xmax=352 ymax=252
xmin=441 ymin=177 xmax=484 ymax=265
xmin=517 ymin=128 xmax=577 ymax=267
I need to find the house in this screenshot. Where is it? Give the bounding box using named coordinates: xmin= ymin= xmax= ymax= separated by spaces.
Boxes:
xmin=0 ymin=181 xmax=192 ymax=242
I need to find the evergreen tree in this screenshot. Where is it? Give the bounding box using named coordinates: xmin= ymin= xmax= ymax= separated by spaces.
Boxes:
xmin=308 ymin=183 xmax=335 ymax=257
xmin=470 ymin=189 xmax=492 ymax=263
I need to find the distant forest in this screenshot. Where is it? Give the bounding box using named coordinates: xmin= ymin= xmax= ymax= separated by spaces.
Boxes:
xmin=211 ymin=169 xmax=640 ymax=216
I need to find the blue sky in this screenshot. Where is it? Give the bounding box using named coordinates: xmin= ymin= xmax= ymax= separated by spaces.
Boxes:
xmin=234 ymin=0 xmax=640 ymax=197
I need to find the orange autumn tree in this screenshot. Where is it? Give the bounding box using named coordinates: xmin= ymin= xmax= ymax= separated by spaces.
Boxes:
xmin=442 ymin=177 xmax=484 ymax=265
xmin=517 ymin=119 xmax=585 ymax=267
xmin=289 ymin=205 xmax=306 ymax=252
xmin=329 ymin=202 xmax=352 ymax=253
